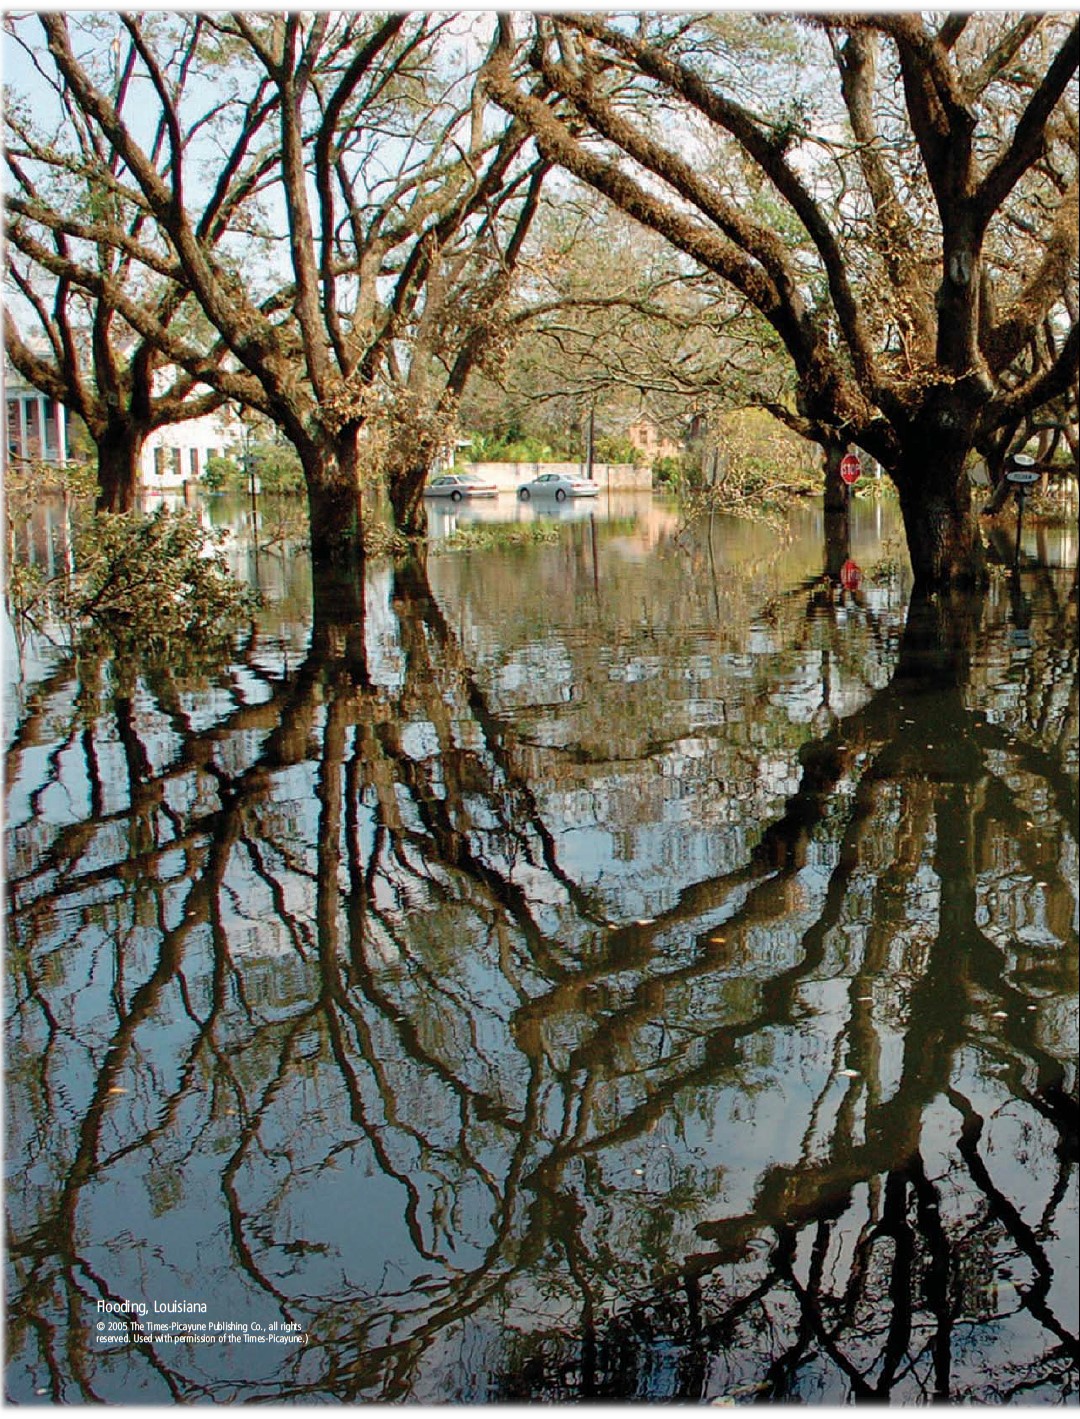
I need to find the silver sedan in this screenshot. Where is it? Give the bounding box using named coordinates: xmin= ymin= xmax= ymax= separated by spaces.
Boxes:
xmin=517 ymin=473 xmax=599 ymax=501
xmin=423 ymin=473 xmax=498 ymax=501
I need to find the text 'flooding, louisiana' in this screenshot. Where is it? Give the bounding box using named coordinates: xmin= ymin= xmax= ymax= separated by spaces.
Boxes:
xmin=96 ymin=1300 xmax=208 ymax=1316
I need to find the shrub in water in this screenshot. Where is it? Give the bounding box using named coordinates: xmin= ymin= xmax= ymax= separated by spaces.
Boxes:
xmin=67 ymin=508 xmax=256 ymax=651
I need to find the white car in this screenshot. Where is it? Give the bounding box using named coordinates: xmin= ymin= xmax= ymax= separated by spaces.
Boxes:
xmin=423 ymin=473 xmax=498 ymax=500
xmin=517 ymin=472 xmax=599 ymax=501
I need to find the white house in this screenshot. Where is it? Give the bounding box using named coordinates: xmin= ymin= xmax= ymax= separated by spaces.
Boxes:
xmin=5 ymin=354 xmax=247 ymax=491
xmin=4 ymin=365 xmax=69 ymax=466
xmin=140 ymin=408 xmax=244 ymax=492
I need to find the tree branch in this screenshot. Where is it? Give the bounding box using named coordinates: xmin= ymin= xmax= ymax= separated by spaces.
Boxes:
xmin=3 ymin=310 xmax=80 ymax=411
xmin=982 ymin=322 xmax=1079 ymax=432
xmin=562 ymin=12 xmax=886 ymax=402
xmin=313 ymin=15 xmax=409 ymax=371
xmin=962 ymin=16 xmax=1043 ymax=101
xmin=484 ymin=21 xmax=785 ymax=336
xmin=975 ymin=20 xmax=1080 ymax=225
xmin=983 ymin=180 xmax=1080 ymax=376
xmin=120 ymin=15 xmax=187 ymax=218
xmin=5 ymin=196 xmax=183 ymax=286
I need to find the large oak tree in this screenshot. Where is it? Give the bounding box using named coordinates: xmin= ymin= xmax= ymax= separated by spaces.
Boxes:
xmin=484 ymin=12 xmax=1079 ymax=588
xmin=4 ymin=13 xmax=546 ymax=563
xmin=3 ymin=15 xmax=276 ymax=510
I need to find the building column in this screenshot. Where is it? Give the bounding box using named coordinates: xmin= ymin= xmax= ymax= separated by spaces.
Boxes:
xmin=57 ymin=402 xmax=68 ymax=464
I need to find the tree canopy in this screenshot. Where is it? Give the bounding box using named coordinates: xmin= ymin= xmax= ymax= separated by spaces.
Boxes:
xmin=4 ymin=12 xmax=1077 ymax=585
xmin=4 ymin=12 xmax=547 ymax=558
xmin=484 ymin=12 xmax=1079 ymax=585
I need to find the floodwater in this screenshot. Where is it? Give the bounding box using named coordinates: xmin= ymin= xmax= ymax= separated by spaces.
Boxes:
xmin=4 ymin=491 xmax=1078 ymax=1404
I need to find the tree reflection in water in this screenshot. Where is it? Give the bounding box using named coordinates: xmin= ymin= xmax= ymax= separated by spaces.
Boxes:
xmin=4 ymin=524 xmax=1077 ymax=1404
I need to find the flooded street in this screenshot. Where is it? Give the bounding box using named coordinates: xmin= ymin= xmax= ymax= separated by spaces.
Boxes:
xmin=4 ymin=492 xmax=1078 ymax=1403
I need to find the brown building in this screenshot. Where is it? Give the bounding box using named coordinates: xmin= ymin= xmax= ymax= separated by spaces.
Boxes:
xmin=626 ymin=415 xmax=682 ymax=463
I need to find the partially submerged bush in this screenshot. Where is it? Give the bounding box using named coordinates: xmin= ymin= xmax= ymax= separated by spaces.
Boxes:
xmin=363 ymin=520 xmax=411 ymax=559
xmin=204 ymin=441 xmax=305 ymax=493
xmin=72 ymin=509 xmax=256 ymax=649
xmin=436 ymin=522 xmax=562 ymax=552
xmin=10 ymin=508 xmax=257 ymax=654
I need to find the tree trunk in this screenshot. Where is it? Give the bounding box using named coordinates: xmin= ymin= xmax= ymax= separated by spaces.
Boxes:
xmin=303 ymin=433 xmax=365 ymax=573
xmin=895 ymin=442 xmax=986 ymax=590
xmin=95 ymin=421 xmax=146 ymax=513
xmin=387 ymin=463 xmax=429 ymax=539
xmin=821 ymin=442 xmax=851 ymax=579
xmin=981 ymin=466 xmax=1013 ymax=517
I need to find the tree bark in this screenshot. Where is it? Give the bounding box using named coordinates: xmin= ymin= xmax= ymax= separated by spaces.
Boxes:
xmin=302 ymin=432 xmax=365 ymax=572
xmin=896 ymin=443 xmax=986 ymax=590
xmin=387 ymin=463 xmax=430 ymax=540
xmin=821 ymin=442 xmax=851 ymax=579
xmin=95 ymin=419 xmax=147 ymax=513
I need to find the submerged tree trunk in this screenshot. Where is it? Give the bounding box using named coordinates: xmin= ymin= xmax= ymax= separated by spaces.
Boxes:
xmin=95 ymin=420 xmax=147 ymax=514
xmin=822 ymin=442 xmax=851 ymax=579
xmin=895 ymin=440 xmax=986 ymax=590
xmin=303 ymin=433 xmax=365 ymax=573
xmin=387 ymin=462 xmax=430 ymax=540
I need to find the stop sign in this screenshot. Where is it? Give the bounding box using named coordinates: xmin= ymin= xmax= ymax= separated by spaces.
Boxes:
xmin=839 ymin=453 xmax=862 ymax=485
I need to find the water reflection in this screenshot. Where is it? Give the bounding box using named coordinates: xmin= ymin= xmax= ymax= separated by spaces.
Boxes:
xmin=423 ymin=490 xmax=644 ymax=538
xmin=4 ymin=498 xmax=1077 ymax=1404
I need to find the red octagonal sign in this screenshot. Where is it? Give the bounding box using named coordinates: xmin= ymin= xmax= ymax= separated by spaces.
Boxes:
xmin=840 ymin=453 xmax=862 ymax=485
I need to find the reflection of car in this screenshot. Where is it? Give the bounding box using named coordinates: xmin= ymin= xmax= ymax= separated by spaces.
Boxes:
xmin=423 ymin=473 xmax=498 ymax=501
xmin=517 ymin=473 xmax=599 ymax=501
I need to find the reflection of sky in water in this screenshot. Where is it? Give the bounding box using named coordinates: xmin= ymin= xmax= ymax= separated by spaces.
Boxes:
xmin=5 ymin=493 xmax=1078 ymax=1404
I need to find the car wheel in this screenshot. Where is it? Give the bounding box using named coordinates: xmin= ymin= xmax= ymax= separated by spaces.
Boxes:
xmin=556 ymin=488 xmax=567 ymax=502
xmin=451 ymin=489 xmax=462 ymax=502
xmin=519 ymin=489 xmax=530 ymax=500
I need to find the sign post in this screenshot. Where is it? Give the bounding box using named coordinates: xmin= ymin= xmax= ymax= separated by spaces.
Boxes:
xmin=1005 ymin=455 xmax=1038 ymax=567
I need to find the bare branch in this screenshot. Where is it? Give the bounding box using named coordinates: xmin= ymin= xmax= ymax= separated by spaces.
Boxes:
xmin=975 ymin=19 xmax=1080 ymax=224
